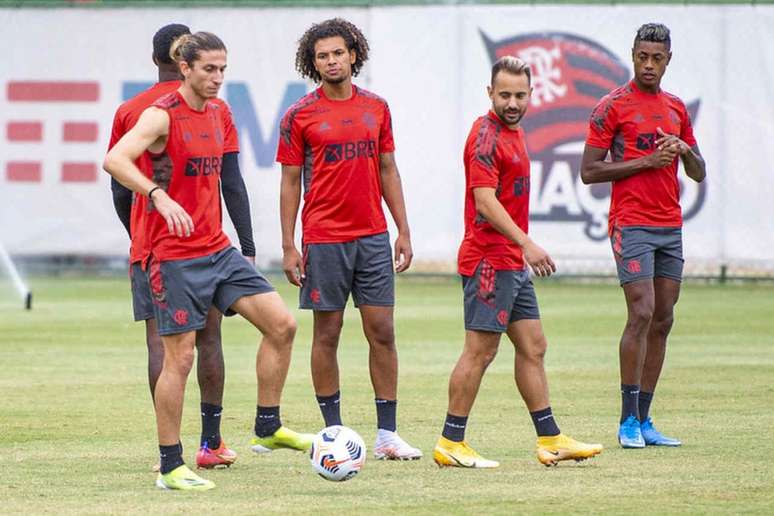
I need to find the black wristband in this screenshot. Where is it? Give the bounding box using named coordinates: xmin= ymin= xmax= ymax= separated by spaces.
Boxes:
xmin=148 ymin=186 xmax=161 ymax=200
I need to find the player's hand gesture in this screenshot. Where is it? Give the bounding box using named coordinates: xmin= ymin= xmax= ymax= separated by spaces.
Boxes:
xmin=151 ymin=189 xmax=194 ymax=238
xmin=394 ymin=233 xmax=413 ymax=273
xmin=656 ymin=126 xmax=691 ymax=156
xmin=523 ymin=240 xmax=556 ymax=277
xmin=647 ymin=140 xmax=680 ymax=169
xmin=282 ymin=246 xmax=305 ymax=287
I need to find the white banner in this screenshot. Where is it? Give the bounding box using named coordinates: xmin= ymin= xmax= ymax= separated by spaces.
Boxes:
xmin=1 ymin=6 xmax=772 ymax=273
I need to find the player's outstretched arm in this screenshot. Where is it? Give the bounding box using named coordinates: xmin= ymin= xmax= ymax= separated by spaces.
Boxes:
xmin=580 ymin=144 xmax=678 ymax=184
xmin=473 ymin=187 xmax=556 ymax=277
xmin=379 ymin=152 xmax=413 ymax=273
xmin=221 ymin=152 xmax=256 ymax=261
xmin=279 ymin=164 xmax=304 ymax=286
xmin=103 ymin=108 xmax=193 ymax=238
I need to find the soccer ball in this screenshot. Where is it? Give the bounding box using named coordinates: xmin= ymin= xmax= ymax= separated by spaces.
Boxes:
xmin=309 ymin=425 xmax=366 ymax=481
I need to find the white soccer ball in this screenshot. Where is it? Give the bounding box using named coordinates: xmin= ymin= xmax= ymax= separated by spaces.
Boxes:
xmin=309 ymin=425 xmax=366 ymax=481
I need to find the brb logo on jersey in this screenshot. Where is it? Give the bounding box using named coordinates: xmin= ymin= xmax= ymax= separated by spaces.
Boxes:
xmin=323 ymin=139 xmax=377 ymax=163
xmin=481 ymin=31 xmax=706 ymax=240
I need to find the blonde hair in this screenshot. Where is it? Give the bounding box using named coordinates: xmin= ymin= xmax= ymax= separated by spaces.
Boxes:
xmin=491 ymin=55 xmax=531 ymax=87
xmin=169 ymin=31 xmax=226 ymax=67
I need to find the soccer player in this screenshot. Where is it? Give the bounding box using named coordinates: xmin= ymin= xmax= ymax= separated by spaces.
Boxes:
xmin=104 ymin=32 xmax=312 ymax=491
xmin=277 ymin=18 xmax=421 ymax=460
xmin=109 ymin=23 xmax=253 ymax=471
xmin=581 ymin=23 xmax=706 ymax=448
xmin=433 ymin=56 xmax=603 ymax=468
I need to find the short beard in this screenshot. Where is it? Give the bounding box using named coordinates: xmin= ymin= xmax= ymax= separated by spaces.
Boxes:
xmin=496 ymin=107 xmax=524 ymax=126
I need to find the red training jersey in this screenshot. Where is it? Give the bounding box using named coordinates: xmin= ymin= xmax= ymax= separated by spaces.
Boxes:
xmin=108 ymin=81 xmax=239 ymax=264
xmin=458 ymin=111 xmax=531 ymax=276
xmin=585 ymin=80 xmax=697 ymax=234
xmin=276 ymin=85 xmax=394 ymax=243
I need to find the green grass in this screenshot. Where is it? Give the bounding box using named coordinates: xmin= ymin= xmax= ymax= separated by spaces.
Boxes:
xmin=1 ymin=277 xmax=773 ymax=514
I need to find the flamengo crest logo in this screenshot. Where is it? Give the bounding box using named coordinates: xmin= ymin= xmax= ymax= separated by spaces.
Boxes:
xmin=481 ymin=31 xmax=706 ymax=240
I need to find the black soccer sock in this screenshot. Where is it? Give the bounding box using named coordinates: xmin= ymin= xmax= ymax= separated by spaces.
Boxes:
xmin=375 ymin=399 xmax=397 ymax=432
xmin=621 ymin=384 xmax=641 ymax=423
xmin=441 ymin=413 xmax=468 ymax=442
xmin=316 ymin=391 xmax=343 ymax=427
xmin=530 ymin=406 xmax=561 ymax=437
xmin=159 ymin=442 xmax=184 ymax=475
xmin=254 ymin=405 xmax=282 ymax=438
xmin=200 ymin=402 xmax=222 ymax=449
xmin=639 ymin=391 xmax=654 ymax=422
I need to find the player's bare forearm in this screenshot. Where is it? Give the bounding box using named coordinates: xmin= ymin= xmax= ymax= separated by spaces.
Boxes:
xmin=103 ymin=152 xmax=157 ymax=195
xmin=473 ymin=188 xmax=556 ymax=276
xmin=682 ymin=145 xmax=706 ymax=183
xmin=580 ymin=145 xmax=654 ymax=184
xmin=379 ymin=152 xmax=410 ymax=235
xmin=279 ymin=165 xmax=302 ymax=250
xmin=473 ymin=188 xmax=529 ymax=247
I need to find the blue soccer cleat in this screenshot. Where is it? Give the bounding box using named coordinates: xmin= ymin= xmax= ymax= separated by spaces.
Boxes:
xmin=618 ymin=415 xmax=645 ymax=448
xmin=640 ymin=417 xmax=681 ymax=446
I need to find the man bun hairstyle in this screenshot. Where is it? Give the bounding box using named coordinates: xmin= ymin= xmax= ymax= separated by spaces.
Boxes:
xmin=153 ymin=23 xmax=191 ymax=65
xmin=491 ymin=55 xmax=532 ymax=87
xmin=295 ymin=18 xmax=370 ymax=83
xmin=169 ymin=31 xmax=227 ymax=67
xmin=634 ymin=23 xmax=671 ymax=51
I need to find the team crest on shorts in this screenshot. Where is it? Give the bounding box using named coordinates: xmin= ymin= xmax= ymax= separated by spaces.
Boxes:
xmin=173 ymin=309 xmax=189 ymax=326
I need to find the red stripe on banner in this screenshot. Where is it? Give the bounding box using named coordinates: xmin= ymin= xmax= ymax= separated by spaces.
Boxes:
xmin=6 ymin=162 xmax=42 ymax=182
xmin=7 ymin=121 xmax=43 ymax=142
xmin=62 ymin=162 xmax=98 ymax=182
xmin=63 ymin=122 xmax=98 ymax=142
xmin=7 ymin=81 xmax=99 ymax=102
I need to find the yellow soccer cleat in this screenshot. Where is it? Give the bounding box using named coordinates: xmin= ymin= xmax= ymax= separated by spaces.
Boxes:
xmin=536 ymin=433 xmax=603 ymax=467
xmin=432 ymin=436 xmax=499 ymax=469
xmin=155 ymin=464 xmax=215 ymax=491
xmin=250 ymin=426 xmax=315 ymax=454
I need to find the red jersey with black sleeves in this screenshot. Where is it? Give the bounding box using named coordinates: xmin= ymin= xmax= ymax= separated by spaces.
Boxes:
xmin=276 ymin=85 xmax=394 ymax=243
xmin=586 ymin=80 xmax=697 ymax=234
xmin=108 ymin=82 xmax=239 ymax=264
xmin=141 ymin=90 xmax=234 ymax=262
xmin=458 ymin=111 xmax=531 ymax=276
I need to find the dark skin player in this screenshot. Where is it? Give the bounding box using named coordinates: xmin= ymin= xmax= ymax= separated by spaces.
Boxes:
xmin=580 ymin=37 xmax=705 ymax=403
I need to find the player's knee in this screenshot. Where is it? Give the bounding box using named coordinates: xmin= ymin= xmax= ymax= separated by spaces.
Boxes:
xmin=518 ymin=336 xmax=547 ymax=363
xmin=268 ymin=313 xmax=297 ymax=344
xmin=197 ymin=348 xmax=224 ymax=381
xmin=650 ymin=313 xmax=674 ymax=339
xmin=480 ymin=348 xmax=498 ymax=368
xmin=165 ymin=347 xmax=195 ymax=377
xmin=467 ymin=345 xmax=497 ymax=368
xmin=314 ymin=321 xmax=343 ymax=349
xmin=195 ymin=325 xmax=221 ymax=351
xmin=627 ymin=301 xmax=654 ymax=329
xmin=367 ymin=321 xmax=395 ymax=348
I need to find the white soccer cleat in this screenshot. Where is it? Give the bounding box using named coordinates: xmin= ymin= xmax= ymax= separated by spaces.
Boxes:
xmin=373 ymin=429 xmax=423 ymax=460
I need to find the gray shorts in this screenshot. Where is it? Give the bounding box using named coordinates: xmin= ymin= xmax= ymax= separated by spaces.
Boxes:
xmin=130 ymin=262 xmax=154 ymax=321
xmin=462 ymin=259 xmax=540 ymax=333
xmin=300 ymin=232 xmax=394 ymax=311
xmin=611 ymin=226 xmax=684 ymax=285
xmin=146 ymin=246 xmax=274 ymax=336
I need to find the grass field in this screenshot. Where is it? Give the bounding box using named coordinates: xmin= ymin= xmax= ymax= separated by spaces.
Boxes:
xmin=1 ymin=276 xmax=773 ymax=514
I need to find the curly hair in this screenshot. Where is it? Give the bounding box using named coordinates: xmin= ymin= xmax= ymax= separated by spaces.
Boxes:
xmin=295 ymin=18 xmax=369 ymax=83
